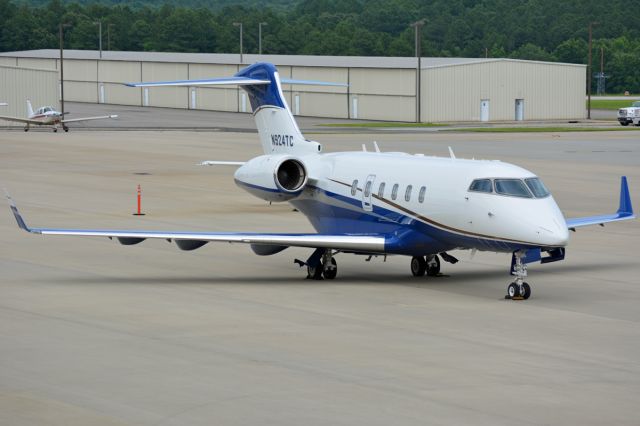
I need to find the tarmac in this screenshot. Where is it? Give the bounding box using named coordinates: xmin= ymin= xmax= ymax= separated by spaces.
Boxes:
xmin=1 ymin=112 xmax=639 ymax=425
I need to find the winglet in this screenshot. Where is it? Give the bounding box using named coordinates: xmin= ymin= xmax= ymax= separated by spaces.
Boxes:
xmin=4 ymin=190 xmax=35 ymax=233
xmin=617 ymin=176 xmax=633 ymax=216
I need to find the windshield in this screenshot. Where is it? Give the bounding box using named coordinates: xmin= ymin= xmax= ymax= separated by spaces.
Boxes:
xmin=633 ymin=101 xmax=640 ymax=108
xmin=494 ymin=179 xmax=533 ymax=198
xmin=525 ymin=177 xmax=550 ymax=198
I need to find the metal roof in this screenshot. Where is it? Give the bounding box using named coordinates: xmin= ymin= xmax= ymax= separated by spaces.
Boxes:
xmin=0 ymin=49 xmax=584 ymax=69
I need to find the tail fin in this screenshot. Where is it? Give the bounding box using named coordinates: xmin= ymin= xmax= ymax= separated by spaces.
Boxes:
xmin=125 ymin=62 xmax=346 ymax=155
xmin=26 ymin=100 xmax=34 ymax=117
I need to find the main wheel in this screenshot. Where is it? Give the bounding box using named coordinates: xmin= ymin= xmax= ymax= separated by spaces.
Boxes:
xmin=307 ymin=263 xmax=323 ymax=280
xmin=323 ymin=258 xmax=337 ymax=280
xmin=64 ymin=127 xmax=69 ymax=132
xmin=426 ymin=255 xmax=441 ymax=276
xmin=522 ymin=282 xmax=531 ymax=300
xmin=411 ymin=256 xmax=427 ymax=277
xmin=621 ymin=121 xmax=629 ymax=126
xmin=507 ymin=282 xmax=520 ymax=298
xmin=53 ymin=128 xmax=58 ymax=132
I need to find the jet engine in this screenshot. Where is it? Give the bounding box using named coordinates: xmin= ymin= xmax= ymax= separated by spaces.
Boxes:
xmin=234 ymin=155 xmax=308 ymax=202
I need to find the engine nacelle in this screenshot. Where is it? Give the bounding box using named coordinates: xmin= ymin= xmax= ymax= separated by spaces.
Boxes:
xmin=234 ymin=155 xmax=308 ymax=202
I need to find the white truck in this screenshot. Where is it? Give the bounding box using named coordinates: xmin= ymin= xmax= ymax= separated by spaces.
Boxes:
xmin=617 ymin=101 xmax=640 ymax=126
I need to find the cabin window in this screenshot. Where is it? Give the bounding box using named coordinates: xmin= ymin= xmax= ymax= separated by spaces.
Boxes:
xmin=405 ymin=185 xmax=413 ymax=202
xmin=378 ymin=182 xmax=385 ymax=198
xmin=469 ymin=179 xmax=493 ymax=193
xmin=525 ymin=178 xmax=550 ymax=198
xmin=418 ymin=186 xmax=426 ymax=203
xmin=494 ymin=179 xmax=533 ymax=198
xmin=351 ymin=180 xmax=358 ymax=196
xmin=391 ymin=183 xmax=399 ymax=200
xmin=364 ymin=180 xmax=372 ymax=197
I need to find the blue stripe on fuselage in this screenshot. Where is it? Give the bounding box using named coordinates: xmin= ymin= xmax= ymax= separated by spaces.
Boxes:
xmin=235 ymin=179 xmax=543 ymax=255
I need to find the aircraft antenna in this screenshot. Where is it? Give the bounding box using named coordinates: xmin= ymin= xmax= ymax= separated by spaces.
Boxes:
xmin=448 ymin=146 xmax=456 ymax=159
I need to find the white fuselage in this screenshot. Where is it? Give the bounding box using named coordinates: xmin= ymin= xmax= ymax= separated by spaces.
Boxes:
xmin=235 ymin=150 xmax=569 ymax=255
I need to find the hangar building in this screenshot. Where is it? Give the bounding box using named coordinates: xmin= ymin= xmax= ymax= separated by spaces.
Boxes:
xmin=0 ymin=65 xmax=58 ymax=127
xmin=0 ymin=50 xmax=586 ymax=122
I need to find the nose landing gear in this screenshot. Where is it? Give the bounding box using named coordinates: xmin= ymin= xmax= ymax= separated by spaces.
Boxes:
xmin=506 ymin=250 xmax=531 ymax=300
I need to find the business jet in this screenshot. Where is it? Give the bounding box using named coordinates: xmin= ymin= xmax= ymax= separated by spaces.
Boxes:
xmin=0 ymin=100 xmax=117 ymax=132
xmin=5 ymin=62 xmax=635 ymax=299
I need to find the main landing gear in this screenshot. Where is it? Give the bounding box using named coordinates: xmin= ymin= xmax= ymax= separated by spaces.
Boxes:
xmin=411 ymin=255 xmax=441 ymax=277
xmin=506 ymin=250 xmax=531 ymax=300
xmin=300 ymin=249 xmax=338 ymax=280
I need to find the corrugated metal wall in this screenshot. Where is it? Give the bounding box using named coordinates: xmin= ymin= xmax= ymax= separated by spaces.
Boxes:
xmin=0 ymin=55 xmax=586 ymax=122
xmin=422 ymin=61 xmax=586 ymax=122
xmin=0 ymin=65 xmax=59 ymax=127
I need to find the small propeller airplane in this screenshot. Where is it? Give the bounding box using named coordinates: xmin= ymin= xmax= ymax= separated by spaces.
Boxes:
xmin=0 ymin=100 xmax=117 ymax=132
xmin=4 ymin=62 xmax=635 ymax=299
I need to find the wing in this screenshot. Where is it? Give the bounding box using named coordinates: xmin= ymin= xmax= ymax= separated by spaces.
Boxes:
xmin=61 ymin=114 xmax=118 ymax=124
xmin=5 ymin=192 xmax=385 ymax=253
xmin=0 ymin=115 xmax=42 ymax=124
xmin=566 ymin=176 xmax=635 ymax=230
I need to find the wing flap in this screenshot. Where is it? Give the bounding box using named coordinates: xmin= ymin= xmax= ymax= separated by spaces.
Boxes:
xmin=566 ymin=176 xmax=635 ymax=229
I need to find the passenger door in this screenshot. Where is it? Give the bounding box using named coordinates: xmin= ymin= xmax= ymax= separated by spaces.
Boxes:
xmin=362 ymin=174 xmax=376 ymax=211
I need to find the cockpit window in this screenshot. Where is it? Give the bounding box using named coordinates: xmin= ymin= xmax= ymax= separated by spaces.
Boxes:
xmin=469 ymin=179 xmax=493 ymax=193
xmin=494 ymin=179 xmax=533 ymax=198
xmin=525 ymin=177 xmax=550 ymax=198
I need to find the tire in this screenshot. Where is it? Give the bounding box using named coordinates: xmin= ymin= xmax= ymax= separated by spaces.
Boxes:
xmin=508 ymin=283 xmax=519 ymax=298
xmin=620 ymin=121 xmax=629 ymax=126
xmin=426 ymin=255 xmax=441 ymax=276
xmin=522 ymin=282 xmax=531 ymax=300
xmin=307 ymin=263 xmax=323 ymax=280
xmin=411 ymin=256 xmax=427 ymax=277
xmin=323 ymin=258 xmax=337 ymax=280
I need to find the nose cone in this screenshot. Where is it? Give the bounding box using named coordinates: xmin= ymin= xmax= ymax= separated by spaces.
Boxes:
xmin=537 ymin=198 xmax=569 ymax=247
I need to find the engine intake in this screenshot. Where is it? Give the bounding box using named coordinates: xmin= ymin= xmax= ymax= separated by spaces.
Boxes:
xmin=275 ymin=159 xmax=307 ymax=192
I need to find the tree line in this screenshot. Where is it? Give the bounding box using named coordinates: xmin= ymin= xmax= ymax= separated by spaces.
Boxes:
xmin=1 ymin=0 xmax=638 ymax=93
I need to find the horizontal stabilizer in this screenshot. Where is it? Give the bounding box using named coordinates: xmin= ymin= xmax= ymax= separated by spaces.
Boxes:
xmin=566 ymin=176 xmax=635 ymax=229
xmin=126 ymin=77 xmax=347 ymax=88
xmin=199 ymin=161 xmax=246 ymax=166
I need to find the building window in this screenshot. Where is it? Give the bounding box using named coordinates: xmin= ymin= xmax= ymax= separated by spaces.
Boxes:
xmin=351 ymin=180 xmax=358 ymax=196
xmin=418 ymin=186 xmax=426 ymax=203
xmin=405 ymin=185 xmax=413 ymax=202
xmin=391 ymin=184 xmax=399 ymax=200
xmin=378 ymin=182 xmax=385 ymax=198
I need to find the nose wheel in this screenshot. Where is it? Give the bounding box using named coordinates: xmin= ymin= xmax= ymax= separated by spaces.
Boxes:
xmin=506 ymin=250 xmax=531 ymax=300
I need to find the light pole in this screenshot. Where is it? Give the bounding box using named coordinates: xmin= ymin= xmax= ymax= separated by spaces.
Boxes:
xmin=233 ymin=22 xmax=243 ymax=64
xmin=59 ymin=22 xmax=71 ymax=116
xmin=94 ymin=20 xmax=102 ymax=59
xmin=259 ymin=22 xmax=267 ymax=55
xmin=410 ymin=19 xmax=425 ymax=123
xmin=587 ymin=22 xmax=597 ymax=119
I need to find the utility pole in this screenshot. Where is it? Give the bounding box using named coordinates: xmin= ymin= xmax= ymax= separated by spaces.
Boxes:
xmin=94 ymin=20 xmax=102 ymax=59
xmin=259 ymin=22 xmax=267 ymax=55
xmin=410 ymin=20 xmax=425 ymax=123
xmin=233 ymin=22 xmax=243 ymax=64
xmin=59 ymin=23 xmax=71 ymax=116
xmin=587 ymin=22 xmax=597 ymax=119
